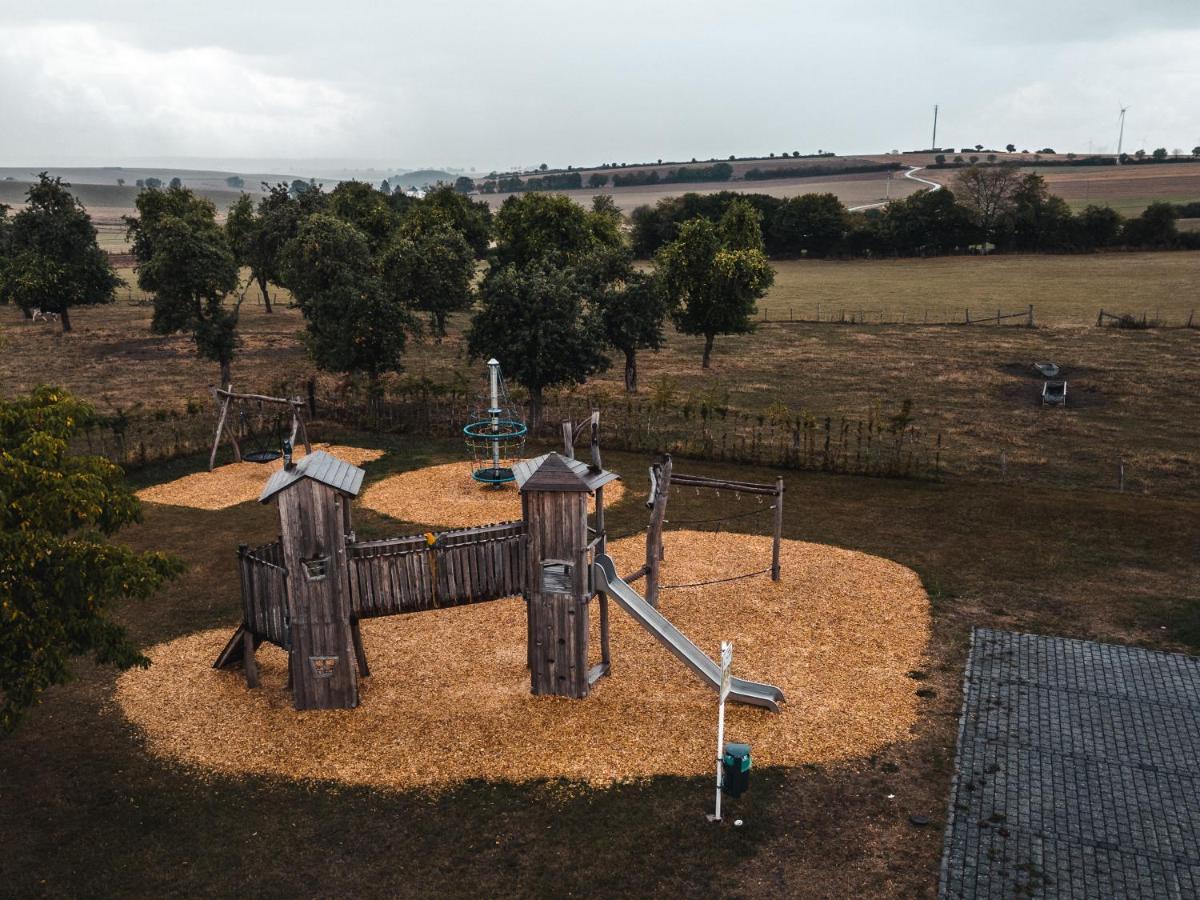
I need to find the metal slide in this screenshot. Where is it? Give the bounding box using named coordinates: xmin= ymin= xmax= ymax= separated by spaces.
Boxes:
xmin=592 ymin=554 xmax=784 ymax=712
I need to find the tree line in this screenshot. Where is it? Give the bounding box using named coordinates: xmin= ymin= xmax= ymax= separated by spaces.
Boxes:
xmin=0 ymin=176 xmax=776 ymax=428
xmin=632 ymin=166 xmax=1200 ymax=259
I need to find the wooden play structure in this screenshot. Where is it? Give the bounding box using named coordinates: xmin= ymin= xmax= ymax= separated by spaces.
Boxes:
xmin=209 ymin=386 xmax=312 ymax=471
xmin=215 ymin=417 xmax=784 ymax=712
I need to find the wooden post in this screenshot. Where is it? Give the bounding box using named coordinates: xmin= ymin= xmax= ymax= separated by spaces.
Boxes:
xmin=349 ymin=617 xmax=370 ymax=677
xmin=1187 ymin=309 xmax=1195 ymax=329
xmin=996 ymin=307 xmax=1001 ymax=326
xmin=242 ymin=626 xmax=259 ymax=689
xmin=1097 ymin=309 xmax=1104 ymax=326
xmin=966 ymin=308 xmax=971 ymax=325
xmin=1000 ymin=450 xmax=1007 ymax=478
xmin=1118 ymin=459 xmax=1125 ymax=492
xmin=645 ymin=454 xmax=672 ymax=608
xmin=307 ymin=378 xmax=317 ymax=418
xmin=295 ymin=405 xmax=312 ymax=454
xmin=562 ymin=420 xmax=574 ymax=458
xmin=1027 ymin=304 xmax=1034 ymax=327
xmin=771 ymin=477 xmax=784 ymax=581
xmin=209 ymin=388 xmax=232 ymax=471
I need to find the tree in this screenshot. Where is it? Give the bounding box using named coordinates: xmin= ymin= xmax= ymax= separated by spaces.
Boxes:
xmin=116 ymin=178 xmax=125 ymax=186
xmin=1152 ymin=147 xmax=1168 ymax=161
xmin=453 ymin=176 xmax=474 ymax=194
xmin=999 ymin=174 xmax=1073 ymax=251
xmin=1123 ymin=202 xmax=1178 ymax=247
xmin=1193 ymin=146 xmax=1200 ymax=158
xmin=413 ymin=185 xmax=493 ymax=258
xmin=0 ymin=174 xmax=119 ymax=332
xmin=880 ymin=187 xmax=975 ymax=255
xmin=588 ymin=173 xmax=610 ymax=189
xmin=225 ymin=175 xmax=245 ymax=189
xmin=381 ymin=216 xmax=475 ymax=339
xmin=1006 ymin=144 xmax=1016 ymax=153
xmin=0 ymin=387 xmax=183 ymax=733
xmin=466 ymin=264 xmax=608 ymax=428
xmin=1074 ymin=205 xmax=1123 ymax=250
xmin=327 ymin=180 xmax=401 ymax=249
xmin=594 ymin=258 xmax=665 ymax=393
xmin=169 ymin=177 xmax=182 ymax=189
xmin=492 ymin=192 xmax=619 ymax=269
xmin=144 ymin=177 xmax=162 ymax=189
xmin=380 ymin=179 xmax=391 ymax=195
xmin=766 ymin=193 xmax=847 ymax=257
xmin=974 ymin=144 xmax=984 ymax=152
xmin=126 ymin=187 xmax=241 ymax=385
xmin=281 ymin=214 xmax=415 ymax=393
xmin=225 ymin=193 xmax=276 ymax=313
xmin=656 ymin=203 xmax=774 ymax=368
xmin=934 ymin=154 xmax=946 ymax=165
xmin=952 ymin=164 xmax=1022 ymax=252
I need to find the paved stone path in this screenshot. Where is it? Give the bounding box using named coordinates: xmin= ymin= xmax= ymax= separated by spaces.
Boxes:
xmin=940 ymin=628 xmax=1200 ymax=899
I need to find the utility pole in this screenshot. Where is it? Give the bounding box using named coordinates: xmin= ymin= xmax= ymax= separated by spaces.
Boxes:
xmin=931 ymin=104 xmax=939 ymax=150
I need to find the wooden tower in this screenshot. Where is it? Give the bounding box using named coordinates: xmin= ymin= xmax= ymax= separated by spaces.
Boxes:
xmin=260 ymin=451 xmax=366 ymax=710
xmin=514 ymin=452 xmax=619 ymax=699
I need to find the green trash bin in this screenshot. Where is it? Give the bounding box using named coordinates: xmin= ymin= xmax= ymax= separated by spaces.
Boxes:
xmin=722 ymin=742 xmax=751 ymax=799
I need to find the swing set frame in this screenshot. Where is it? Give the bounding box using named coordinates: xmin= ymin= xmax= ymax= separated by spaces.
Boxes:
xmin=209 ymin=385 xmax=312 ymax=471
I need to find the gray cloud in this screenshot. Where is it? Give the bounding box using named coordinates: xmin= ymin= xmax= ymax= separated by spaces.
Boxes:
xmin=3 ymin=2 xmax=1198 ymax=169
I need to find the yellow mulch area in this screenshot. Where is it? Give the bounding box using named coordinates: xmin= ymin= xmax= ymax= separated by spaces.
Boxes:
xmin=115 ymin=531 xmax=930 ymax=791
xmin=359 ymin=460 xmax=626 ymax=527
xmin=135 ymin=444 xmax=386 ymax=510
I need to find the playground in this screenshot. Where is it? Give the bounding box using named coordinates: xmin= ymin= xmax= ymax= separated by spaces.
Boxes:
xmin=116 ymin=529 xmax=929 ymax=789
xmin=113 ymin=367 xmax=931 ymax=794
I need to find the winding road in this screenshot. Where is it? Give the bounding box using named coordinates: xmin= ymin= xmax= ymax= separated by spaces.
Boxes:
xmin=847 ymin=165 xmax=941 ymax=212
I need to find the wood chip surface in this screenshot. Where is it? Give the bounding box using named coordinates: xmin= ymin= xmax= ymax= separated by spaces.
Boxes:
xmin=359 ymin=461 xmax=625 ymax=527
xmin=116 ymin=532 xmax=929 ymax=791
xmin=136 ymin=444 xmax=385 ymax=510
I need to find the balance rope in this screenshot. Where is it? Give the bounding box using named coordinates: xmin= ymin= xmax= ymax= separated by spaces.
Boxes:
xmin=659 ymin=566 xmax=771 ymax=590
xmin=664 ymin=504 xmax=775 ymax=529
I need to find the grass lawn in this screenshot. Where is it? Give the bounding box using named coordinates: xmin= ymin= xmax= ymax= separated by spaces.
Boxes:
xmin=2 ymin=436 xmax=1197 ymax=897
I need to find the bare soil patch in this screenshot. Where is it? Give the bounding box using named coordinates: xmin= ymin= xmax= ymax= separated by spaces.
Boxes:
xmin=114 ymin=531 xmax=930 ymax=791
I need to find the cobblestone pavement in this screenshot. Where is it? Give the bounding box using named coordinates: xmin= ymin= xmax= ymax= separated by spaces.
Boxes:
xmin=940 ymin=628 xmax=1200 ymax=899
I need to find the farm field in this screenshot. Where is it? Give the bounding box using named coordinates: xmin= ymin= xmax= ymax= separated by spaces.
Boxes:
xmin=920 ymin=161 xmax=1200 ymax=215
xmin=2 ymin=252 xmax=1198 ymax=497
xmin=483 ymin=169 xmax=923 ymax=213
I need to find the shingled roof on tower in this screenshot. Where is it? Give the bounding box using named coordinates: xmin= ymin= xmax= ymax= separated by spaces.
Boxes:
xmin=512 ymin=452 xmax=620 ymax=493
xmin=259 ymin=450 xmax=366 ymax=503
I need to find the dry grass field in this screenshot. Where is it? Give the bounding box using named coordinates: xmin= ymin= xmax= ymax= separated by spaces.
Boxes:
xmin=2 ymin=252 xmax=1197 ymax=497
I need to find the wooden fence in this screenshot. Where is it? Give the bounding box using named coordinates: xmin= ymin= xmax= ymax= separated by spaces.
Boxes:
xmin=1097 ymin=308 xmax=1197 ymax=329
xmin=347 ymin=520 xmax=526 ymax=617
xmin=767 ymin=304 xmax=1034 ymax=327
xmin=237 ymin=540 xmax=290 ymax=649
xmin=315 ymin=390 xmax=939 ymax=480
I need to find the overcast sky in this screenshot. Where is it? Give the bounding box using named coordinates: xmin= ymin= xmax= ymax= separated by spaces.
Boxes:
xmin=2 ymin=1 xmax=1198 ymax=172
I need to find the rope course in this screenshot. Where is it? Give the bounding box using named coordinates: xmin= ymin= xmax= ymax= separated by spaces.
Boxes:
xmin=660 ymin=566 xmax=772 ymax=590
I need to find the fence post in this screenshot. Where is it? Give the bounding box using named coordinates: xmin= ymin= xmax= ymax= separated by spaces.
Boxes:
xmin=996 ymin=308 xmax=1001 ymax=326
xmin=307 ymin=378 xmax=317 ymax=418
xmin=1187 ymin=309 xmax=1194 ymax=328
xmin=816 ymin=302 xmax=820 ymax=322
xmin=1027 ymin=304 xmax=1034 ymax=328
xmin=965 ymin=308 xmax=971 ymax=325
xmin=1000 ymin=450 xmax=1007 ymax=479
xmin=1097 ymin=309 xmax=1104 ymax=326
xmin=1117 ymin=459 xmax=1125 ymax=492
xmin=771 ymin=477 xmax=784 ymax=582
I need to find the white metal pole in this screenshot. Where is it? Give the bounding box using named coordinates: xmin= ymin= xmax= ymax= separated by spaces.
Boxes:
xmin=487 ymin=358 xmax=501 ymax=472
xmin=709 ymin=641 xmax=732 ymax=822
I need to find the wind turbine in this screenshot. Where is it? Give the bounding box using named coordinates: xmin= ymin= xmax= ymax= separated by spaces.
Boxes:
xmin=1116 ymin=104 xmax=1129 ymax=163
